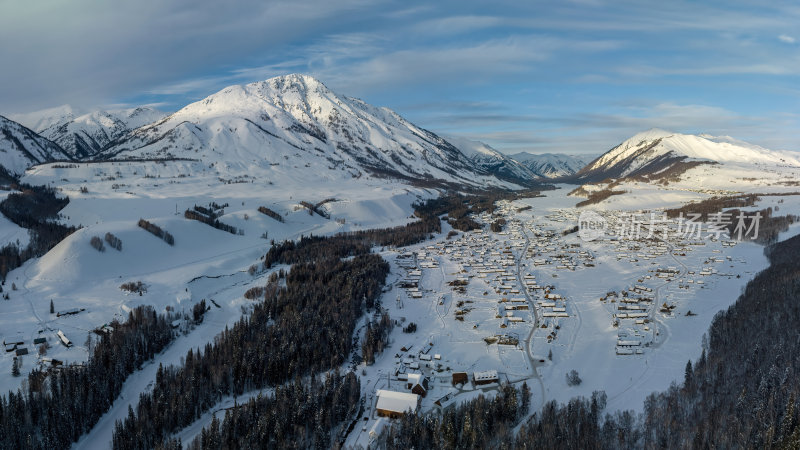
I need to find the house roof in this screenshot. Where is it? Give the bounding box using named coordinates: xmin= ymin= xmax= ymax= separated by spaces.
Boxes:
xmin=376 ymin=390 xmax=419 ymax=413
xmin=473 ymin=370 xmax=498 ymax=381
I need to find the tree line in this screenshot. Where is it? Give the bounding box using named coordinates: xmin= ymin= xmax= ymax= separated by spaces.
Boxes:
xmin=184 ymin=205 xmax=241 ymax=235
xmin=637 ymin=232 xmax=800 ymax=448
xmin=381 ymin=383 xmax=531 ymax=449
xmin=137 ymin=219 xmax=175 ymax=245
xmin=257 ymin=206 xmax=283 ymax=222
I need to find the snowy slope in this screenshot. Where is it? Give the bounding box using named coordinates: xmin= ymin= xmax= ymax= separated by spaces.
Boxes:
xmin=102 ymin=74 xmax=511 ymax=189
xmin=575 ymin=128 xmax=800 ymax=182
xmin=508 ymin=152 xmax=590 ymax=178
xmin=0 ymin=115 xmax=72 ymax=176
xmin=445 ymin=135 xmax=541 ymax=185
xmin=15 ymin=107 xmax=165 ymax=159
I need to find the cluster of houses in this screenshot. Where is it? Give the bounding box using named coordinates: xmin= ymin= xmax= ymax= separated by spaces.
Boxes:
xmin=373 ymin=209 xmax=523 ymax=421
xmin=3 ymin=338 xmax=36 ymax=357
xmin=397 ymin=249 xmax=440 ymax=301
xmin=375 ymin=368 xmax=503 ymax=419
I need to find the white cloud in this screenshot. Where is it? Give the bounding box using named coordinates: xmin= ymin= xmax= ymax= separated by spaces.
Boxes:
xmin=779 ymin=34 xmax=796 ymax=44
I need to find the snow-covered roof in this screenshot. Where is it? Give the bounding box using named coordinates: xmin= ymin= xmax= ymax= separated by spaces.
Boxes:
xmin=376 ymin=390 xmax=419 ymax=414
xmin=473 ymin=370 xmax=498 ymax=381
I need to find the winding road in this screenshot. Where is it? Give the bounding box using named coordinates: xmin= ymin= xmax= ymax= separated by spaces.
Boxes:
xmin=514 ymin=223 xmax=546 ymax=410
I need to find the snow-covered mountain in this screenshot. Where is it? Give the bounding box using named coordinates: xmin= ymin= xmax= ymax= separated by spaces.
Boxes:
xmin=13 ymin=106 xmax=165 ymax=159
xmin=574 ymin=128 xmax=800 ymax=182
xmin=508 ymin=152 xmax=589 ymax=178
xmin=445 ymin=136 xmax=541 ymax=185
xmin=9 ymin=104 xmax=82 ymax=134
xmin=101 ymin=74 xmax=515 ymax=188
xmin=0 ymin=115 xmax=72 ymax=178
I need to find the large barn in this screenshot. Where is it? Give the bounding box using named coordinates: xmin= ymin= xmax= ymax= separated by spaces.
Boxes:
xmin=375 ymin=390 xmax=420 ymax=418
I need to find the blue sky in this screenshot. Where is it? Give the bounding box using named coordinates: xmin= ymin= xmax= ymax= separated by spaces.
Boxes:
xmin=1 ymin=0 xmax=798 ymax=154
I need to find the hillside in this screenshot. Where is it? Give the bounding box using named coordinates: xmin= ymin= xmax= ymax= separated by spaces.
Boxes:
xmin=0 ymin=115 xmax=72 ymax=177
xmin=101 ymin=74 xmax=516 ymax=189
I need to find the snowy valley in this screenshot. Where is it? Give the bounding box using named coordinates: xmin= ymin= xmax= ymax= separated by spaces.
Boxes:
xmin=1 ymin=75 xmax=799 ymax=448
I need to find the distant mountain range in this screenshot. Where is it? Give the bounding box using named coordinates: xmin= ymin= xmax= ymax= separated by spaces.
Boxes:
xmin=445 ymin=135 xmax=589 ymax=182
xmin=572 ymin=128 xmax=800 ymax=183
xmin=11 ymin=105 xmax=165 ymax=159
xmin=508 ymin=152 xmax=590 ymax=178
xmin=3 ymin=75 xmax=798 ymax=190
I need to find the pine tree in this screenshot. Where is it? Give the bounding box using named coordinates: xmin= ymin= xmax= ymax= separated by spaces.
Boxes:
xmin=521 ymin=381 xmax=531 ymax=415
xmin=684 ymin=360 xmax=694 ymax=388
xmin=11 ymin=357 xmax=19 ymax=377
xmin=779 ymin=395 xmax=796 ymax=445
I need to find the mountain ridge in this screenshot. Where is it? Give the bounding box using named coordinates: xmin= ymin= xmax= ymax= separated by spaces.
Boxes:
xmin=99 ymin=74 xmax=524 ymax=189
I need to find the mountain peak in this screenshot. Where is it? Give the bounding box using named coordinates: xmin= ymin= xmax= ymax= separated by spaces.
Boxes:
xmin=241 ymin=74 xmax=334 ymax=104
xmin=575 ymin=129 xmax=800 ymax=182
xmin=260 ymin=73 xmax=328 ymax=90
xmin=624 ymin=128 xmax=675 ymax=144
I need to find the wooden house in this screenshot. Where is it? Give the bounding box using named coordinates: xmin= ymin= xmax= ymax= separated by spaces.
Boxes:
xmin=452 ymin=372 xmax=469 ymax=386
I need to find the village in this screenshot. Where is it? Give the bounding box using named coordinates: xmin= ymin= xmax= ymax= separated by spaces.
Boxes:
xmin=346 ymin=195 xmax=760 ymax=447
